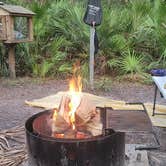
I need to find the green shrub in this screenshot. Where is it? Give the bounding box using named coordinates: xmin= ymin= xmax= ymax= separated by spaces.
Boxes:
xmin=1 ymin=0 xmax=166 ymax=83
xmin=119 ymin=49 xmax=144 ymax=75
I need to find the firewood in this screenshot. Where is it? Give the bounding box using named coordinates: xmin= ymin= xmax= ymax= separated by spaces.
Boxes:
xmin=58 ymin=95 xmax=71 ymax=124
xmin=86 ymin=111 xmax=103 ymax=136
xmin=51 ymin=114 xmax=70 ymax=133
xmin=64 ymin=129 xmax=76 ymax=139
xmin=52 ymin=93 xmax=103 ymax=136
xmin=75 ymin=95 xmax=102 ymax=136
xmin=76 ymin=95 xmax=96 ymax=126
xmin=52 ymin=95 xmax=71 ymax=133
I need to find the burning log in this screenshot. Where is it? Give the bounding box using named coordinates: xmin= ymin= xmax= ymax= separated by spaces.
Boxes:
xmin=76 ymin=95 xmax=96 ymax=125
xmin=51 ymin=93 xmax=103 ymax=138
xmin=50 ymin=63 xmax=103 ymax=139
xmin=51 ymin=96 xmax=71 ymax=133
xmin=76 ymin=95 xmax=102 ymax=136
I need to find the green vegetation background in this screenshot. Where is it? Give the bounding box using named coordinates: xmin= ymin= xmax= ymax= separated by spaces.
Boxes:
xmin=1 ymin=0 xmax=166 ymax=83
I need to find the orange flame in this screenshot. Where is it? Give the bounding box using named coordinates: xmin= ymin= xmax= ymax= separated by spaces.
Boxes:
xmin=52 ymin=63 xmax=82 ymax=132
xmin=53 ymin=109 xmax=58 ymax=121
xmin=68 ymin=75 xmax=82 ymax=130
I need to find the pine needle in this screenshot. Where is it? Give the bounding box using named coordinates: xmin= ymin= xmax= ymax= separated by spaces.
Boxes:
xmin=0 ymin=126 xmax=27 ymax=166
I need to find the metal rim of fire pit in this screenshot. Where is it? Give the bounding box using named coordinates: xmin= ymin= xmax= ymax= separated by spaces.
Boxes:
xmin=25 ymin=110 xmax=116 ymax=143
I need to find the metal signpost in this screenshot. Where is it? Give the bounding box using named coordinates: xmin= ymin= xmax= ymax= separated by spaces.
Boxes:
xmin=83 ymin=0 xmax=102 ymax=89
xmin=90 ymin=26 xmax=95 ymax=89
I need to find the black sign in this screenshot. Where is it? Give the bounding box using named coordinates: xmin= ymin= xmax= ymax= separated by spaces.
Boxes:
xmin=83 ymin=0 xmax=102 ymax=26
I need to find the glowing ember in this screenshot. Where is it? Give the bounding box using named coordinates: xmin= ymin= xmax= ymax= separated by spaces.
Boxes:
xmin=76 ymin=131 xmax=87 ymax=139
xmin=53 ymin=133 xmax=64 ymax=138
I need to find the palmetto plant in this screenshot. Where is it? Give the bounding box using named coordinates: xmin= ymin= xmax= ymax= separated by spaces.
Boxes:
xmin=48 ymin=0 xmax=89 ymax=53
xmin=1 ymin=0 xmax=166 ymax=81
xmin=119 ymin=49 xmax=144 ymax=75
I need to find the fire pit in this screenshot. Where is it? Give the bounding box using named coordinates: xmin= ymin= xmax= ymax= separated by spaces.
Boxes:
xmin=25 ymin=109 xmax=125 ymax=166
xmin=25 ymin=66 xmax=125 ymax=166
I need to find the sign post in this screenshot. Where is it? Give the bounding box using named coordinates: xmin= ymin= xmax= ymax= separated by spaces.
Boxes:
xmin=83 ymin=0 xmax=102 ymax=89
xmin=90 ymin=26 xmax=95 ymax=89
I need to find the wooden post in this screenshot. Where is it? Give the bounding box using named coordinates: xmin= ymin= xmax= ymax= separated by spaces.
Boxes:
xmin=8 ymin=44 xmax=16 ymax=79
xmin=28 ymin=17 xmax=33 ymax=41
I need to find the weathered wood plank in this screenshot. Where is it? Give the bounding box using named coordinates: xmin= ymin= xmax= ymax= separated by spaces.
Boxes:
xmin=0 ymin=5 xmax=35 ymax=15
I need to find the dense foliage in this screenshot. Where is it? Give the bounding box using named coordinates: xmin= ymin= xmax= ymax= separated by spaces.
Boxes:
xmin=1 ymin=0 xmax=166 ymax=81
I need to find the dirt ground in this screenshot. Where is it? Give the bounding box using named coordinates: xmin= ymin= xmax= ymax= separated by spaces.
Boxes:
xmin=0 ymin=77 xmax=165 ymax=130
xmin=0 ymin=77 xmax=166 ymax=165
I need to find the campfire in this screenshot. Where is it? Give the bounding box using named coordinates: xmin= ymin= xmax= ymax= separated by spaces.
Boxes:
xmin=33 ymin=65 xmax=103 ymax=139
xmin=25 ymin=64 xmax=125 ymax=166
xmin=52 ymin=75 xmax=102 ymax=139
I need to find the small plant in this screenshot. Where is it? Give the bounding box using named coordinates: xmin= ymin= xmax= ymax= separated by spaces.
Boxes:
xmin=119 ymin=49 xmax=144 ymax=75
